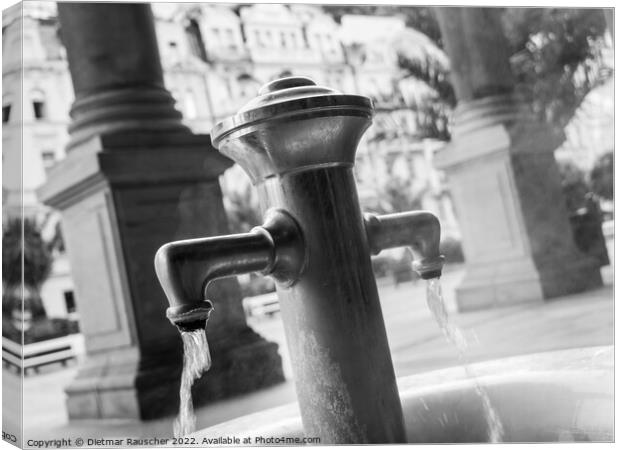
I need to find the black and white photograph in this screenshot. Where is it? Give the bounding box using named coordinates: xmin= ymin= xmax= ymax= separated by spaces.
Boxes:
xmin=1 ymin=0 xmax=615 ymax=447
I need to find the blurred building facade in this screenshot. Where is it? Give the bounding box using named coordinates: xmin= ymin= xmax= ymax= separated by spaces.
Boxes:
xmin=3 ymin=2 xmax=462 ymax=318
xmin=2 ymin=2 xmax=75 ymax=319
xmin=2 ymin=2 xmax=72 ymax=218
xmin=555 ymin=78 xmax=614 ymax=171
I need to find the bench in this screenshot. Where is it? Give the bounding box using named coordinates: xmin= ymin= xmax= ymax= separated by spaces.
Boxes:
xmin=2 ymin=335 xmax=76 ymax=375
xmin=242 ymin=292 xmax=280 ymax=318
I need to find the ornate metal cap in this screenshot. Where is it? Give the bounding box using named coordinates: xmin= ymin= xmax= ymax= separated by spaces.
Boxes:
xmin=237 ymin=76 xmax=338 ymax=113
xmin=211 ymin=76 xmax=374 ymax=183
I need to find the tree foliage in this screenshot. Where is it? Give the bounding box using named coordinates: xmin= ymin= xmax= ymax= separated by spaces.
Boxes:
xmin=3 ymin=217 xmax=53 ymax=288
xmin=2 ymin=217 xmax=52 ymax=318
xmin=589 ymin=152 xmax=613 ymax=200
xmin=502 ymin=8 xmax=611 ymax=135
xmin=397 ymin=53 xmax=455 ymax=141
xmin=324 ymin=5 xmax=454 ymax=141
xmin=324 ymin=6 xmax=612 ymax=141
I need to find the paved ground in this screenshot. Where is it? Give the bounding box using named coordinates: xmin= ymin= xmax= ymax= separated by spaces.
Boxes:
xmin=3 ymin=242 xmax=614 ymax=441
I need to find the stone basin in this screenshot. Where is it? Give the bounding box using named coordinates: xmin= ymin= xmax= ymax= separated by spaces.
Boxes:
xmin=193 ymin=346 xmax=613 ymax=443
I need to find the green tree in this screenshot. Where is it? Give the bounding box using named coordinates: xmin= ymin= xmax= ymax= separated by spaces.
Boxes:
xmin=2 ymin=217 xmax=53 ymax=319
xmin=589 ymin=152 xmax=613 ymax=200
xmin=503 ymin=8 xmax=611 ymax=135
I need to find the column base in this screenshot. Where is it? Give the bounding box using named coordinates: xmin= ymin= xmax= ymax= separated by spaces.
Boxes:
xmin=65 ymin=347 xmax=142 ymax=420
xmin=436 ymin=99 xmax=604 ymax=312
xmin=455 ymin=257 xmax=543 ymax=312
xmin=455 ymin=252 xmax=603 ymax=312
xmin=65 ymin=327 xmax=285 ymax=421
xmin=191 ymin=327 xmax=285 ymax=410
xmin=535 ymin=253 xmax=603 ymax=299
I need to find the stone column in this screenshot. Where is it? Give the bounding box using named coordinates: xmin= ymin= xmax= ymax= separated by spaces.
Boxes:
xmin=38 ymin=3 xmax=283 ymax=420
xmin=434 ymin=8 xmax=602 ymax=311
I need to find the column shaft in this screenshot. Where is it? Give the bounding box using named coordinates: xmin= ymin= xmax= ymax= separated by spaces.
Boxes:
xmin=57 ymin=3 xmax=187 ymax=150
xmin=434 ymin=8 xmax=602 ymax=310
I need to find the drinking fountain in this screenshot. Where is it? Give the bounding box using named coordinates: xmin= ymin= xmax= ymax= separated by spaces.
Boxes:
xmin=155 ymin=76 xmax=443 ymax=443
xmin=154 ymin=77 xmax=613 ymax=444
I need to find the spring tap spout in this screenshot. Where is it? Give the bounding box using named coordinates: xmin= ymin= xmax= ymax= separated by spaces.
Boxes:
xmin=154 ymin=209 xmax=305 ymax=331
xmin=364 ymin=211 xmax=444 ymax=279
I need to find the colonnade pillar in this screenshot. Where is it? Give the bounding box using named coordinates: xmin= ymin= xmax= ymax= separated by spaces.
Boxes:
xmin=434 ymin=8 xmax=602 ymax=310
xmin=39 ymin=3 xmax=283 ymax=420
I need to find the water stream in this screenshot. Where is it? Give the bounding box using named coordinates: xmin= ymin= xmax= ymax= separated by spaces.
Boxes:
xmin=426 ymin=278 xmax=505 ymax=442
xmin=174 ymin=327 xmax=212 ymax=438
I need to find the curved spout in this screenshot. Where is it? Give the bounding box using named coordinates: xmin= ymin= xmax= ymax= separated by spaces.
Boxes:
xmin=154 ymin=209 xmax=305 ymax=330
xmin=364 ymin=211 xmax=444 ymax=279
xmin=155 ymin=231 xmax=274 ymax=330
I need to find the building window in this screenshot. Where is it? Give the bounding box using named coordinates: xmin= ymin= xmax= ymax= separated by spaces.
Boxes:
xmin=250 ymin=30 xmax=263 ymax=47
xmin=33 ymin=101 xmax=46 ymax=119
xmin=237 ymin=73 xmax=258 ymax=98
xmin=41 ymin=150 xmax=56 ymax=170
xmin=64 ymin=290 xmax=76 ymax=314
xmin=212 ymin=28 xmax=221 ymax=42
xmin=31 ymin=90 xmax=47 ymax=120
xmin=313 ymin=33 xmax=323 ymax=49
xmin=225 ymin=29 xmax=236 ymax=48
xmin=333 ymin=76 xmax=342 ymax=90
xmin=279 ymin=69 xmax=293 ymax=78
xmin=167 ymin=41 xmax=180 ymax=63
xmin=2 ymin=104 xmax=10 ymax=123
xmin=186 ymin=19 xmax=208 ymax=62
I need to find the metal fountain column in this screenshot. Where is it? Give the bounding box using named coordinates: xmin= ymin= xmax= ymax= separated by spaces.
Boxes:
xmin=155 ymin=77 xmax=444 ymax=443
